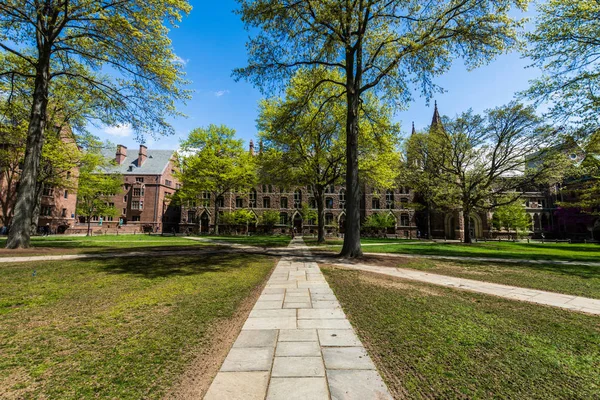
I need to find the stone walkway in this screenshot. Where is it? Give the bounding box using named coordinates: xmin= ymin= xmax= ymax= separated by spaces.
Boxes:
xmin=204 ymin=238 xmax=392 ymax=400
xmin=326 ymin=261 xmax=600 ymax=315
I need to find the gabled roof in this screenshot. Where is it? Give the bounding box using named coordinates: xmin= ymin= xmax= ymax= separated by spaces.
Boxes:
xmin=100 ymin=148 xmax=175 ymax=175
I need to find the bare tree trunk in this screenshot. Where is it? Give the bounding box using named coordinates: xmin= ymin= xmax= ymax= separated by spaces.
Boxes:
xmin=6 ymin=57 xmax=51 ymax=249
xmin=463 ymin=208 xmax=472 ymax=244
xmin=426 ymin=201 xmax=432 ymax=239
xmin=30 ymin=183 xmax=43 ymax=236
xmin=214 ymin=194 xmax=219 ymax=235
xmin=87 ymin=216 xmax=91 ymax=236
xmin=315 ymin=188 xmax=325 ymax=244
xmin=340 ymin=62 xmax=362 ymax=257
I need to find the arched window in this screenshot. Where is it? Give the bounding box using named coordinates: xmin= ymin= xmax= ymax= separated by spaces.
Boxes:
xmin=386 ymin=190 xmax=394 ymax=209
xmin=249 ymin=189 xmax=257 ymax=208
xmin=294 ymin=189 xmax=302 ymax=208
xmin=339 ymin=189 xmax=346 ymax=209
xmin=325 ymin=197 xmax=334 ymax=209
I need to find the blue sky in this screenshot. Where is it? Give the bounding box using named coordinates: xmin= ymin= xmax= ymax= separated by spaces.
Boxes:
xmin=92 ymin=0 xmax=541 ymax=151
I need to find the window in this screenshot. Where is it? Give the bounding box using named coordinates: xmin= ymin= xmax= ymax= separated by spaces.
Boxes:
xmin=217 ymin=196 xmax=224 ymax=207
xmin=61 ymin=208 xmax=67 ymax=217
xmin=187 ymin=211 xmax=195 ymax=223
xmin=109 ymin=202 xmax=115 ymax=207
xmin=262 ymin=184 xmax=272 ymax=193
xmin=400 ymin=198 xmax=408 ymax=209
xmin=66 ymin=171 xmax=71 ymax=180
xmin=201 ymin=191 xmax=211 ymax=207
xmin=280 ymin=197 xmax=288 ymax=208
xmin=249 ymin=189 xmax=257 ymax=208
xmin=269 ymin=185 xmax=273 ymax=193
xmin=326 ymin=197 xmax=333 ymax=209
xmin=139 ymin=201 xmax=143 ymax=210
xmin=42 ymin=185 xmax=54 ymax=197
xmin=263 ymin=197 xmax=271 ymax=208
xmin=132 ymin=215 xmax=140 ymax=222
xmin=372 ymin=187 xmax=379 ymax=195
xmin=294 ymin=189 xmax=302 ymax=208
xmin=539 ymin=199 xmax=546 ymax=208
xmin=386 ymin=190 xmax=394 ymax=209
xmin=339 ymin=189 xmax=346 ymax=209
xmin=325 ymin=184 xmax=335 ymax=194
xmin=279 ymin=212 xmax=288 ymax=225
xmin=124 ymin=195 xmax=128 ymax=203
xmin=372 ymin=198 xmax=380 ymax=209
xmin=64 ymin=190 xmax=68 ymax=199
xmin=235 ymin=197 xmax=243 ymax=208
xmin=132 ymin=200 xmax=140 ymax=210
xmin=133 ymin=188 xmax=142 ymax=196
xmin=41 ymin=205 xmax=53 ymax=216
xmin=106 ymin=216 xmax=114 ymax=222
xmin=400 ymin=213 xmax=410 ymax=227
xmin=136 ymin=177 xmax=144 ymax=183
xmin=325 ymin=213 xmax=334 ymax=225
xmin=122 ymin=208 xmax=127 ymax=215
xmin=165 ymin=179 xmax=172 ymax=187
xmin=176 ymin=183 xmax=181 ymax=189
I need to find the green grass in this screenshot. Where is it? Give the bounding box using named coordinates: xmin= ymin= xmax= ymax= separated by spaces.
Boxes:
xmin=202 ymin=235 xmax=292 ymax=248
xmin=322 ymin=267 xmax=600 ymax=399
xmin=303 ymin=237 xmax=418 ymax=246
xmin=393 ymin=258 xmax=600 ymax=299
xmin=323 ymin=241 xmax=600 ymax=262
xmin=0 ymin=253 xmax=276 ymax=399
xmin=0 ymin=235 xmax=209 ymax=257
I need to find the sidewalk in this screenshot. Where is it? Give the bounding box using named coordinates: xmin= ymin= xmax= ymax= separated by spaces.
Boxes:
xmin=204 ymin=238 xmax=392 ymax=400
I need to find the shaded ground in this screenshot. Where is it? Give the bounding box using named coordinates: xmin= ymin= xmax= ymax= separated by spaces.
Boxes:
xmin=0 ymin=252 xmax=276 ymax=399
xmin=201 ymin=235 xmax=291 ymax=248
xmin=322 ymin=266 xmax=600 ymax=400
xmin=359 ymin=254 xmax=600 ymax=299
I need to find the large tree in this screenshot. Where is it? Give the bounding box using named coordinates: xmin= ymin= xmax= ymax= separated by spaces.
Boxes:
xmin=524 ymin=0 xmax=600 ymax=133
xmin=235 ymin=0 xmax=529 ymax=257
xmin=257 ymin=68 xmax=400 ymax=244
xmin=414 ymin=102 xmax=567 ymax=243
xmin=1 ymin=0 xmax=191 ymax=248
xmin=177 ymin=125 xmax=257 ymax=235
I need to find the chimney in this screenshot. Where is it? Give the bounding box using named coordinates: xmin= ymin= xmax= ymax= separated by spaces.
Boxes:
xmin=138 ymin=145 xmax=148 ymax=167
xmin=249 ymin=139 xmax=255 ymax=156
xmin=116 ymin=145 xmax=127 ymax=165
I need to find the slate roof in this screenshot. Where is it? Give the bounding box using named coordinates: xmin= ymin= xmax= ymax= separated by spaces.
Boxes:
xmin=100 ymin=148 xmax=175 ymax=175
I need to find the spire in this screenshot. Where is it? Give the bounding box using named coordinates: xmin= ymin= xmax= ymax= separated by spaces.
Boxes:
xmin=430 ymin=100 xmax=442 ymax=131
xmin=411 ymin=121 xmax=416 ymax=136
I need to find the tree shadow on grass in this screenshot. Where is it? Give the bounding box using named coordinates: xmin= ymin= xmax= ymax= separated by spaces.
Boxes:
xmin=454 ymin=259 xmax=600 ymax=280
xmin=85 ymin=250 xmax=259 ymax=279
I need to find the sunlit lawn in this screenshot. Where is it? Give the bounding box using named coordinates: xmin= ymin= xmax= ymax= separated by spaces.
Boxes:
xmin=0 ymin=253 xmax=276 ymax=399
xmin=202 ymin=235 xmax=291 ymax=248
xmin=323 ymin=266 xmax=600 ymax=399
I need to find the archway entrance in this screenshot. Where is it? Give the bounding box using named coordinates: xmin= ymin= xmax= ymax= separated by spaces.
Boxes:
xmin=339 ymin=214 xmax=346 ymax=234
xmin=293 ymin=213 xmax=303 ymax=233
xmin=445 ymin=214 xmax=456 ymax=239
xmin=200 ymin=212 xmax=209 ymax=233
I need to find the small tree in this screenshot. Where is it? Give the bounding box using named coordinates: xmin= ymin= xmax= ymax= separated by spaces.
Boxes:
xmin=363 ymin=213 xmax=396 ymax=236
xmin=260 ymin=210 xmax=280 ymax=234
xmin=177 ymin=125 xmax=257 ymax=235
xmin=492 ymin=201 xmax=531 ymax=239
xmin=234 ymin=209 xmax=257 ymax=235
xmin=75 ymin=153 xmax=122 ymax=236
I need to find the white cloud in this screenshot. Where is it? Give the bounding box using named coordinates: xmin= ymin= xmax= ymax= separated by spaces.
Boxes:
xmin=172 ymin=55 xmax=189 ymax=66
xmin=104 ymin=124 xmax=133 ymax=137
xmin=214 ymin=90 xmax=230 ymax=97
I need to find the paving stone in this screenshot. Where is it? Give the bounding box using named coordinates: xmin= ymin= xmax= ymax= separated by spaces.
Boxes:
xmin=318 ymin=329 xmax=361 ymax=347
xmin=233 ymin=329 xmax=278 ymax=348
xmin=262 ymin=288 xmax=286 ymax=295
xmin=220 ymin=347 xmax=274 ymax=371
xmin=253 ymin=300 xmax=284 ymax=310
xmin=272 ymin=357 xmax=325 ymax=377
xmin=322 ymin=347 xmax=376 ymax=370
xmin=249 ymin=309 xmax=296 ymax=318
xmin=204 ymin=371 xmax=270 ymax=400
xmin=327 ymin=370 xmax=392 ymax=400
xmin=298 ymin=319 xmax=352 ymax=329
xmin=259 ymin=294 xmax=286 ymax=301
xmin=243 ymin=317 xmax=297 ymax=330
xmin=283 ymin=302 xmax=313 ymax=309
xmin=266 ymin=377 xmax=329 ymax=400
xmin=278 ymin=329 xmax=318 ymax=342
xmin=312 ymin=300 xmax=341 ymax=309
xmin=299 ymin=309 xmax=346 ymax=320
xmin=276 ymin=341 xmax=321 ymax=357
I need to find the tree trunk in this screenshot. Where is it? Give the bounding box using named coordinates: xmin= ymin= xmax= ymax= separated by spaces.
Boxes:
xmin=214 ymin=196 xmax=219 ymax=235
xmin=87 ymin=216 xmax=91 ymax=237
xmin=463 ymin=208 xmax=472 ymax=244
xmin=6 ymin=57 xmax=51 ymax=249
xmin=30 ymin=183 xmax=43 ymax=236
xmin=426 ymin=201 xmax=432 ymax=239
xmin=315 ymin=188 xmax=325 ymax=244
xmin=340 ymin=61 xmax=362 ymax=257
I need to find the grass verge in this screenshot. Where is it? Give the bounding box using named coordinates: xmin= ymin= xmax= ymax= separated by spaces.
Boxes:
xmin=322 ymin=266 xmax=600 ymax=399
xmin=365 ymin=255 xmax=600 ymax=299
xmin=0 ymin=253 xmax=276 ymax=399
xmin=202 ymin=235 xmax=291 ymax=248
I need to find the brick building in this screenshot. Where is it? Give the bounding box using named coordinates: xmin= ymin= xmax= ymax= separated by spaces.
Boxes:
xmin=70 ymin=144 xmax=181 ymax=234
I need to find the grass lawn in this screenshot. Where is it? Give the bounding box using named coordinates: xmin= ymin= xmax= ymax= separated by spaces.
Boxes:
xmin=0 ymin=235 xmax=209 ymax=257
xmin=322 ymin=267 xmax=600 ymax=399
xmin=0 ymin=253 xmax=276 ymax=399
xmin=202 ymin=235 xmax=291 ymax=248
xmin=303 ymin=237 xmax=418 ymax=246
xmin=369 ymin=256 xmax=600 ymax=299
xmin=323 ymin=240 xmax=600 ymax=262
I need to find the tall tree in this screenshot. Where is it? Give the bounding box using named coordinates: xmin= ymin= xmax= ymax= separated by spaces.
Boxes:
xmin=414 ymin=102 xmax=567 ymax=243
xmin=75 ymin=151 xmax=122 ymax=236
xmin=257 ymin=68 xmax=400 ymax=244
xmin=235 ymin=0 xmax=527 ymax=257
xmin=524 ymin=0 xmax=600 ymax=133
xmin=0 ymin=0 xmax=191 ymax=248
xmin=177 ymin=125 xmax=257 ymax=235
